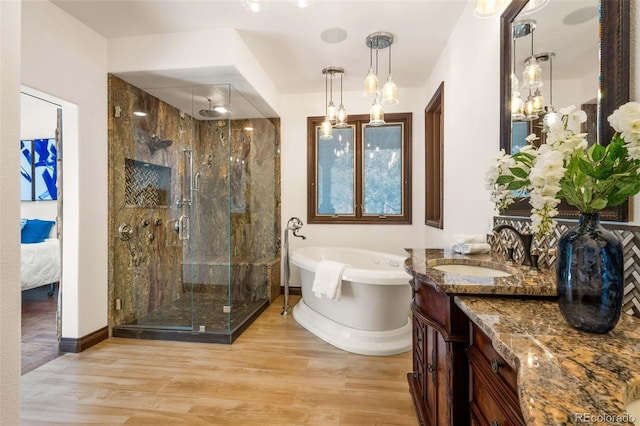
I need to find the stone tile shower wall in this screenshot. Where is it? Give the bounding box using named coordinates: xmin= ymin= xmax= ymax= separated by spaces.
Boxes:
xmin=492 ymin=216 xmax=640 ymax=319
xmin=108 ymin=75 xmax=281 ymax=329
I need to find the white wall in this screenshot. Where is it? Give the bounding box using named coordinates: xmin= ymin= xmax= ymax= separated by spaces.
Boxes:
xmin=281 ymin=87 xmax=427 ymax=258
xmin=280 ymin=0 xmax=501 ymax=265
xmin=21 ymin=1 xmax=108 ymax=339
xmin=0 ymin=1 xmax=22 ymax=423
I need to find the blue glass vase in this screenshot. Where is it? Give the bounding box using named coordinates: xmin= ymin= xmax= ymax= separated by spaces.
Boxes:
xmin=556 ymin=213 xmax=624 ymax=334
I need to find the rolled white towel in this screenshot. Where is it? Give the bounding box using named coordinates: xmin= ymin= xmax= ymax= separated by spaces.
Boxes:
xmin=453 ymin=233 xmax=486 ymax=245
xmin=460 ymin=243 xmax=491 ymax=255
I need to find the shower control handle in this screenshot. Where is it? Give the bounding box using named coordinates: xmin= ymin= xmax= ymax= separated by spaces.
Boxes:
xmin=118 ymin=223 xmax=134 ymax=241
xmin=178 ymin=215 xmax=190 ymax=240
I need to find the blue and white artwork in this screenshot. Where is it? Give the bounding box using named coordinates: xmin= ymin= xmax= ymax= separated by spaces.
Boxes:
xmin=20 ymin=138 xmax=57 ymax=201
xmin=20 ymin=140 xmax=33 ymax=201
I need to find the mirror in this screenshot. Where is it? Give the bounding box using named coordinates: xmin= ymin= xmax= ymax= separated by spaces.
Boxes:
xmin=499 ymin=0 xmax=630 ymax=220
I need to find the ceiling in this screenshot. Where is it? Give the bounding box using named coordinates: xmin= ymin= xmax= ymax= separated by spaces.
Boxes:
xmin=49 ymin=0 xmax=468 ymax=116
xmin=47 ymin=0 xmax=600 ymax=118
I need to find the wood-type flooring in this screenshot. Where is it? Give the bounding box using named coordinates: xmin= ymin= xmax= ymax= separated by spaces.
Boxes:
xmin=21 ymin=295 xmax=418 ymax=425
xmin=21 ymin=283 xmax=60 ymax=375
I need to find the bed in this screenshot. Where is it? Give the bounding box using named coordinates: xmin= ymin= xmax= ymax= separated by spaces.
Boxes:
xmin=21 ymin=218 xmax=60 ymax=296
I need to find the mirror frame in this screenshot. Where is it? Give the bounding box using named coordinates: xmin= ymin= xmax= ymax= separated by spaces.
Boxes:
xmin=499 ymin=0 xmax=631 ymax=221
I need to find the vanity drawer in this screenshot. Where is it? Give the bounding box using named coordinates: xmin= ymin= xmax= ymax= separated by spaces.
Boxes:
xmin=467 ymin=321 xmax=524 ymax=426
xmin=469 ymin=322 xmax=517 ymax=392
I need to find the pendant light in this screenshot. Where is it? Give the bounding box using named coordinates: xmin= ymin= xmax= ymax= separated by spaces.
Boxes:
xmin=320 ymin=68 xmax=333 ymax=140
xmin=381 ymin=37 xmax=398 ymax=105
xmin=335 ymin=71 xmax=348 ymax=128
xmin=364 ymin=32 xmax=395 ymax=125
xmin=521 ymin=20 xmax=543 ymax=90
xmin=320 ymin=67 xmax=346 ymax=138
xmin=524 ymin=90 xmax=539 ymax=121
xmin=363 ymin=32 xmax=396 ymax=99
xmin=541 ymin=52 xmax=558 ymax=131
xmin=363 ymin=43 xmax=378 ymax=97
xmin=511 ymin=33 xmax=525 ymax=121
xmin=532 ymin=88 xmax=545 ymax=113
xmin=370 ymin=97 xmax=385 ymax=126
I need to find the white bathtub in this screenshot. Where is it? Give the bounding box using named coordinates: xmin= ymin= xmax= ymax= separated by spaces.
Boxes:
xmin=290 ymin=246 xmax=412 ymax=356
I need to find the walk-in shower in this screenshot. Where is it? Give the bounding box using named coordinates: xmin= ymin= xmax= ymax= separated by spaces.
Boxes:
xmin=108 ymin=76 xmax=281 ymax=343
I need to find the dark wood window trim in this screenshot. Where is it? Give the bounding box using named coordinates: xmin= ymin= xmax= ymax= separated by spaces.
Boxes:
xmin=307 ymin=113 xmax=412 ymax=224
xmin=425 ymin=82 xmax=444 ymax=228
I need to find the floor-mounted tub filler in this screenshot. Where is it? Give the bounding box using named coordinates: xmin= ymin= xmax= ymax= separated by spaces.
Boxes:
xmin=290 ymin=246 xmax=412 ymax=356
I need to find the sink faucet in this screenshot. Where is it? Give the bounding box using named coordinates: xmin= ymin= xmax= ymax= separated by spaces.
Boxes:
xmin=492 ymin=224 xmax=534 ymax=267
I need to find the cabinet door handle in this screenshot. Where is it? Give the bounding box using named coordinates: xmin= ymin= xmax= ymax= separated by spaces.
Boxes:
xmin=491 ymin=358 xmax=503 ymax=373
xmin=426 ymin=363 xmax=435 ymax=372
xmin=490 ymin=420 xmax=500 ymax=426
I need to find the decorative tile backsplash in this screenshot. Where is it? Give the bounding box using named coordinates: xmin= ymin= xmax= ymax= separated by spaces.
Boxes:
xmin=492 ymin=216 xmax=640 ymax=319
xmin=124 ymin=158 xmax=171 ymax=207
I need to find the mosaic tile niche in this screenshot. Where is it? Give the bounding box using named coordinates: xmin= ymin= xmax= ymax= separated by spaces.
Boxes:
xmin=108 ymin=75 xmax=281 ymax=331
xmin=492 ymin=216 xmax=640 ymax=319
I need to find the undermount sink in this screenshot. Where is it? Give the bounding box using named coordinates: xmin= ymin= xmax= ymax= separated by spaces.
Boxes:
xmin=431 ymin=263 xmax=513 ymax=278
xmin=626 ymin=399 xmax=640 ymax=425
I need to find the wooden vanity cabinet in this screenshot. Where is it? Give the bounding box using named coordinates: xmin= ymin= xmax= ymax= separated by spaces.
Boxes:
xmin=467 ymin=321 xmax=525 ymax=426
xmin=407 ymin=278 xmax=470 ymax=426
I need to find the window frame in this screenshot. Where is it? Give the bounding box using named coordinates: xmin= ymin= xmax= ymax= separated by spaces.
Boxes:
xmin=307 ymin=113 xmax=412 ymax=224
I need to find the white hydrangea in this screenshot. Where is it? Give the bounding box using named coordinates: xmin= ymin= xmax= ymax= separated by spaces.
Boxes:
xmin=608 ymin=101 xmax=640 ymax=159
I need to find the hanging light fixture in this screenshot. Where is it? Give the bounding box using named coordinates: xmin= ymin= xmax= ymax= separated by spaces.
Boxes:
xmin=521 ymin=20 xmax=543 ymax=91
xmin=364 ymin=32 xmax=395 ymax=125
xmin=335 ymin=70 xmax=348 ymax=128
xmin=363 ymin=32 xmax=396 ymax=102
xmin=523 ymin=90 xmax=539 ymax=121
xmin=370 ymin=97 xmax=385 ymax=126
xmin=539 ymin=52 xmax=558 ymax=131
xmin=532 ymin=88 xmax=545 ymax=113
xmin=320 ymin=67 xmax=346 ymax=138
xmin=381 ymin=35 xmax=398 ymax=106
xmin=363 ymin=41 xmax=378 ymax=97
xmin=510 ymin=30 xmax=525 ymax=121
xmin=320 ymin=68 xmax=334 ymax=140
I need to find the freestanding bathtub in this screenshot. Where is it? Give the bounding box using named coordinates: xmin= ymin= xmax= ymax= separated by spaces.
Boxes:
xmin=290 ymin=246 xmax=412 ymax=356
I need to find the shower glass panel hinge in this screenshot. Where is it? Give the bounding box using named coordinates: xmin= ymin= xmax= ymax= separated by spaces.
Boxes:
xmin=115 ymin=298 xmax=122 ymax=310
xmin=114 ymin=106 xmax=122 ymax=118
xmin=223 ymin=305 xmax=232 ymax=313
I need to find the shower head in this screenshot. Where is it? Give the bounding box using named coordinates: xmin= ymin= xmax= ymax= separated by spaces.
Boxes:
xmin=199 ymin=98 xmax=228 ymax=119
xmin=199 ymin=108 xmax=222 ymax=118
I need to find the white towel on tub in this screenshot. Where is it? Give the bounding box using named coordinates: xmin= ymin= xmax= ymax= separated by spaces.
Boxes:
xmin=312 ymin=260 xmax=350 ymax=301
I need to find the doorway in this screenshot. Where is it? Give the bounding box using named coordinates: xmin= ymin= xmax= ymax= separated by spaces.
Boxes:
xmin=19 ymin=91 xmax=62 ymax=374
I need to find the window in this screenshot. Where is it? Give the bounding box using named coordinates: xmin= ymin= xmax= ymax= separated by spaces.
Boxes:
xmin=307 ymin=113 xmax=412 ymax=224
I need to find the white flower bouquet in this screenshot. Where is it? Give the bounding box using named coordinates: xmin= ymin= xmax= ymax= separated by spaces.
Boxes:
xmin=486 ymin=102 xmax=640 ymax=236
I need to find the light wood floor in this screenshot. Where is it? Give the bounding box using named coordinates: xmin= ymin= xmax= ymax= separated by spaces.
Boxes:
xmin=21 ymin=295 xmax=418 ymax=425
xmin=21 ymin=283 xmax=60 ymax=375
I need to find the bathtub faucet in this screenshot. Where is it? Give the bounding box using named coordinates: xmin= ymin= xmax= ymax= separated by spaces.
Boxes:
xmin=282 ymin=217 xmax=305 ymax=316
xmin=287 ymin=217 xmax=306 ymax=240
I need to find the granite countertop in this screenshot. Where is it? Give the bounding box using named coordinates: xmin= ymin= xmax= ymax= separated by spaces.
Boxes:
xmin=404 ymin=248 xmax=557 ymax=296
xmin=455 ymin=296 xmax=640 ymax=425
